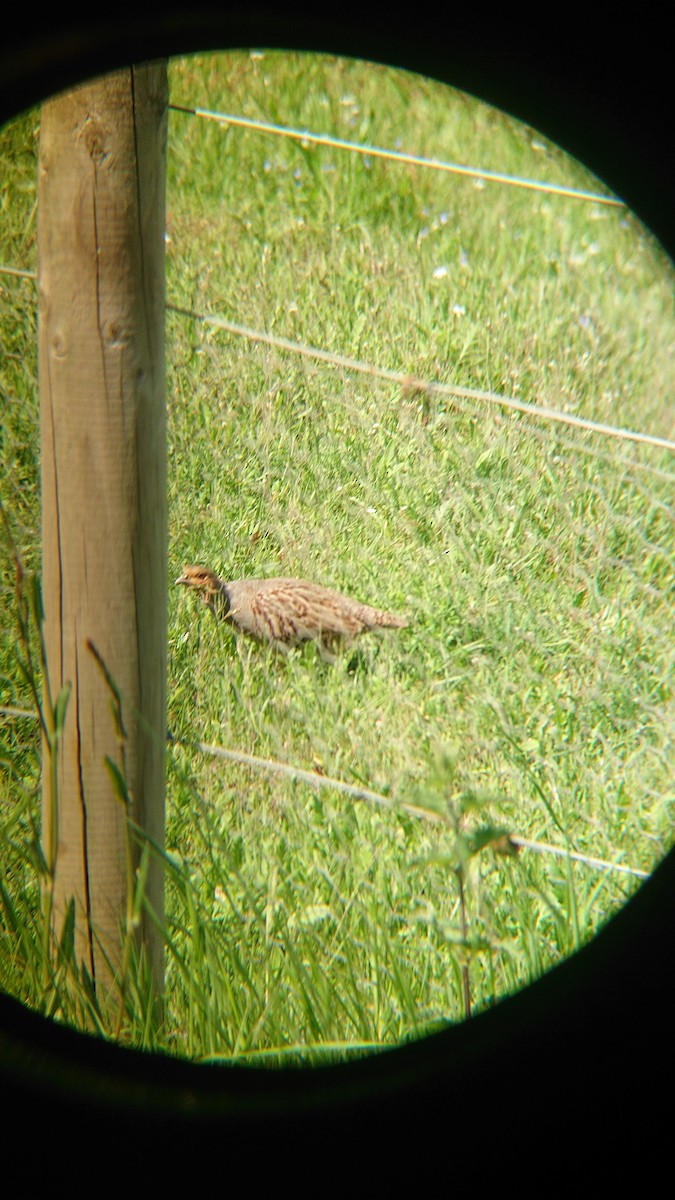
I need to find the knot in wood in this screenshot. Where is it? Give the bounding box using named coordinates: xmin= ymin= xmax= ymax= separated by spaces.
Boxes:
xmin=78 ymin=115 xmax=110 ymax=168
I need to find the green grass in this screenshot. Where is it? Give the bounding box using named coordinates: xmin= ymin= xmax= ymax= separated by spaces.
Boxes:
xmin=1 ymin=50 xmax=673 ymax=1062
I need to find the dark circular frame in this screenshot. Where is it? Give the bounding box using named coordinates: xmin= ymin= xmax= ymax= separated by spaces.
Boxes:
xmin=1 ymin=4 xmax=672 ymax=1165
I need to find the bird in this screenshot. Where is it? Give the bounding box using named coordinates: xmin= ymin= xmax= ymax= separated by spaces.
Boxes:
xmin=175 ymin=565 xmax=409 ymax=652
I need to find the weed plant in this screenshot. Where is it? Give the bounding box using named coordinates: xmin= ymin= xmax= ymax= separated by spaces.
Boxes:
xmin=0 ymin=51 xmax=673 ymax=1062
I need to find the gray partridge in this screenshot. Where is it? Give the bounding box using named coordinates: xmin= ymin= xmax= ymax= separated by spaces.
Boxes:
xmin=175 ymin=565 xmax=409 ymax=651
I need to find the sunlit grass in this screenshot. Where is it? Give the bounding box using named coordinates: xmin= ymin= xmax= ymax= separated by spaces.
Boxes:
xmin=0 ymin=49 xmax=673 ymax=1059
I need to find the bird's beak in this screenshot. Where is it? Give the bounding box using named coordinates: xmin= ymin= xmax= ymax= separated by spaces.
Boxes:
xmin=175 ymin=573 xmax=190 ymax=586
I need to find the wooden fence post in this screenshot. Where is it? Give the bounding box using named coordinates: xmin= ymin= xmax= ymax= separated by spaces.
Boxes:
xmin=38 ymin=62 xmax=168 ymax=1004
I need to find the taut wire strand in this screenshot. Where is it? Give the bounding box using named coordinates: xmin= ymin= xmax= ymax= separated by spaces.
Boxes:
xmin=169 ymin=104 xmax=624 ymax=207
xmin=167 ymin=303 xmax=675 ymax=454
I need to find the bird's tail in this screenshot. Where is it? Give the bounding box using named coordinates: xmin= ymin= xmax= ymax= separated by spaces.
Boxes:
xmin=369 ymin=607 xmax=409 ymax=629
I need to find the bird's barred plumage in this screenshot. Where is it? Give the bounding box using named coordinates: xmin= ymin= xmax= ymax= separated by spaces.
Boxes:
xmin=175 ymin=566 xmax=408 ymax=649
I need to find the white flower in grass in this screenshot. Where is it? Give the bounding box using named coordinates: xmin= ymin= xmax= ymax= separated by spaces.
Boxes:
xmin=432 ymin=264 xmax=449 ymax=279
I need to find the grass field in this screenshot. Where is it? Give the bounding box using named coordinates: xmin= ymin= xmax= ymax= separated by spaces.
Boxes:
xmin=1 ymin=50 xmax=673 ymax=1062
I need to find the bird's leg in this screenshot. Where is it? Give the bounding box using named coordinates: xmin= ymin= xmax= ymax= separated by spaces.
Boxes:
xmin=316 ymin=637 xmax=340 ymax=666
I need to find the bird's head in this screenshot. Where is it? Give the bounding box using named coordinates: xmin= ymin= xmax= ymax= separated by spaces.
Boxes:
xmin=175 ymin=565 xmax=224 ymax=613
